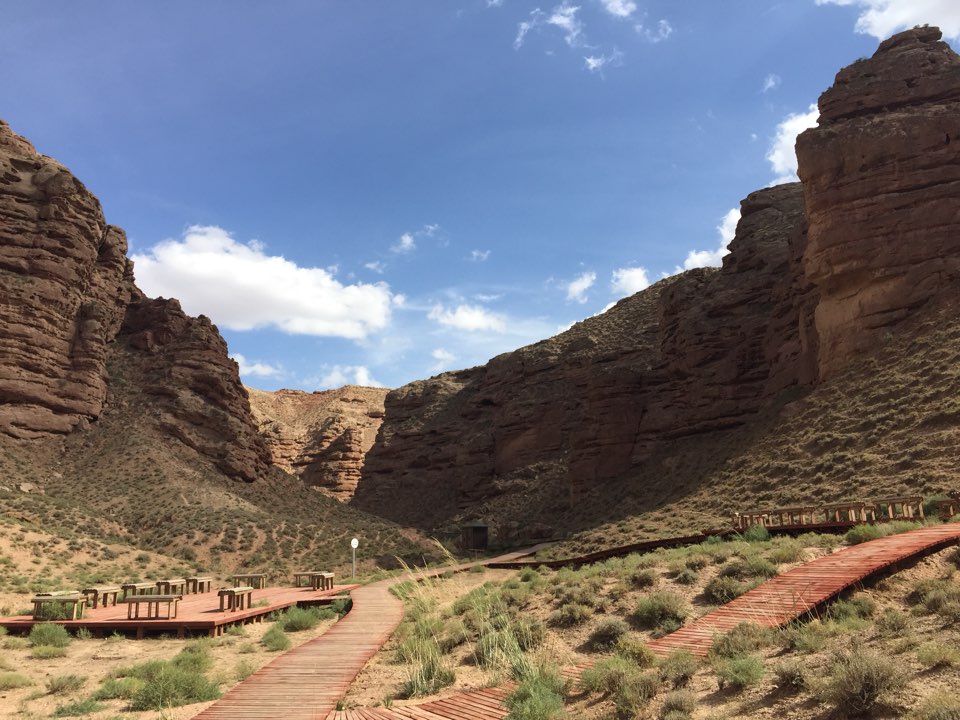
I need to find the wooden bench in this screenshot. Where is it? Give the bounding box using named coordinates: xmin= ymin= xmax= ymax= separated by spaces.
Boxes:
xmin=293 ymin=571 xmax=335 ymax=590
xmin=31 ymin=593 xmax=85 ymax=620
xmin=218 ymin=586 xmax=254 ymax=611
xmin=156 ymin=578 xmax=187 ymax=595
xmin=81 ymin=585 xmax=121 ymax=609
xmin=874 ymin=496 xmax=925 ymax=520
xmin=121 ymin=581 xmax=158 ymax=599
xmin=120 ymin=594 xmax=181 ymax=619
xmin=821 ymin=502 xmax=874 ymax=523
xmin=186 ymin=576 xmax=213 ymax=594
xmin=231 ymin=573 xmax=266 ymax=589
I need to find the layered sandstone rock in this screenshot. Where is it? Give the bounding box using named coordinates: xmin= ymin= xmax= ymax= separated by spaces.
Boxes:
xmin=354 ymin=184 xmax=810 ymax=527
xmin=0 ymin=120 xmax=268 ymax=482
xmin=247 ymin=386 xmax=387 ymax=500
xmin=0 ymin=120 xmax=134 ymax=438
xmin=797 ymin=26 xmax=960 ymax=378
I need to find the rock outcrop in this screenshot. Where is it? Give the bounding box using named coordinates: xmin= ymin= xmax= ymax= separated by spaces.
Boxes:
xmin=355 ymin=27 xmax=960 ymax=533
xmin=0 ymin=120 xmax=269 ymax=482
xmin=797 ymin=26 xmax=960 ymax=378
xmin=247 ymin=386 xmax=388 ymax=500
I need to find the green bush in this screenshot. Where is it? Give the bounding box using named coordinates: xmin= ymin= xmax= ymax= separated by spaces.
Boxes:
xmin=613 ymin=672 xmax=659 ymax=717
xmin=173 ymin=640 xmax=214 ymax=674
xmin=32 ymin=644 xmax=68 ymax=658
xmin=915 ymin=691 xmax=960 ymax=720
xmin=549 ymin=602 xmax=593 ymax=627
xmin=581 ymin=656 xmax=634 ymax=695
xmin=876 ymin=607 xmax=909 ymax=634
xmin=633 ymin=592 xmax=688 ymax=632
xmin=128 ymin=663 xmax=221 ymax=711
xmin=845 ymin=524 xmax=885 ymax=545
xmin=772 ymin=659 xmax=807 ymax=692
xmin=399 ymin=638 xmax=455 ymax=698
xmin=92 ymin=676 xmax=144 ymax=700
xmin=587 ymin=618 xmax=629 ymax=651
xmin=46 ymin=674 xmax=86 ymax=695
xmin=702 ymin=576 xmax=749 ymax=604
xmin=818 ymin=649 xmax=904 ymax=715
xmin=659 ymin=689 xmax=697 ymax=718
xmin=917 ymin=642 xmax=960 ymax=669
xmin=715 ymin=654 xmax=764 ymax=691
xmin=769 ymin=539 xmax=804 ymax=564
xmin=278 ymin=606 xmax=322 ymax=632
xmin=29 ymin=622 xmax=71 ymax=648
xmin=512 ymin=617 xmax=546 ymax=651
xmin=51 ymin=699 xmax=106 ymax=717
xmin=719 ymin=555 xmax=777 ymax=580
xmin=628 ymin=568 xmax=658 ymax=589
xmin=615 ymin=636 xmax=655 ymax=667
xmin=658 ymin=650 xmax=698 ymax=688
xmin=741 ymin=525 xmax=770 ymax=542
xmin=506 ymin=667 xmax=567 ymax=720
xmin=708 ymin=622 xmax=772 ymax=660
xmin=782 ymin=620 xmax=830 ymax=653
xmin=0 ymin=672 xmax=31 ymax=690
xmin=261 ymin=625 xmax=291 ymax=652
xmin=827 ymin=595 xmax=876 ymax=622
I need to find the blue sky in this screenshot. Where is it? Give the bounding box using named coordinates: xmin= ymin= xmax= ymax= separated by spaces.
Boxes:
xmin=3 ymin=1 xmax=959 ymax=391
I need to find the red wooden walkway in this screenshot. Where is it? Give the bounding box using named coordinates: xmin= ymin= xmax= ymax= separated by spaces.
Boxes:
xmin=193 ymin=548 xmax=545 ymax=720
xmin=648 ymin=523 xmax=960 ymax=657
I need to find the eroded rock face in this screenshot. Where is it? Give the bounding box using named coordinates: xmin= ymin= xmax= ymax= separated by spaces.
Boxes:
xmin=247 ymin=386 xmax=388 ymax=500
xmin=0 ymin=119 xmax=269 ymax=483
xmin=354 ymin=184 xmax=810 ymax=527
xmin=0 ymin=120 xmax=134 ymax=438
xmin=797 ymin=26 xmax=960 ymax=378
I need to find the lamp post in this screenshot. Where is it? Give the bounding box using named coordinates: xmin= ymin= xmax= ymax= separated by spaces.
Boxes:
xmin=351 ymin=537 xmax=359 ymax=578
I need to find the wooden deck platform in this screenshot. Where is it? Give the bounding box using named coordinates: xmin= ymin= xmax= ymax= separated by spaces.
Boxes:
xmin=0 ymin=584 xmax=358 ymax=638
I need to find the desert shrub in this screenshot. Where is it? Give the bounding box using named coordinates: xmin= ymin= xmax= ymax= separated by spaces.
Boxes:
xmin=399 ymin=639 xmax=455 ymax=698
xmin=827 ymin=595 xmax=876 ymax=622
xmin=709 ymin=622 xmax=772 ymax=659
xmin=615 ymin=635 xmax=655 ymax=667
xmin=702 ymin=576 xmax=749 ymax=604
xmin=818 ymin=649 xmax=904 ymax=715
xmin=505 ymin=667 xmax=567 ymax=720
xmin=628 ymin=568 xmax=658 ymax=589
xmin=549 ymin=602 xmax=593 ymax=627
xmin=588 ymin=618 xmax=629 ymax=651
xmin=715 ymin=654 xmax=764 ymax=691
xmin=720 ymin=555 xmax=777 ymax=580
xmin=658 ymin=649 xmax=698 ymax=688
xmin=741 ymin=525 xmax=770 ymax=543
xmin=633 ymin=591 xmax=687 ymax=633
xmin=782 ymin=620 xmax=830 ymax=653
xmin=437 ymin=618 xmax=470 ymax=653
xmin=845 ymin=524 xmax=885 ymax=545
xmin=581 ymin=656 xmax=635 ymax=695
xmin=512 ymin=617 xmax=546 ymax=651
xmin=769 ymin=539 xmax=804 ymax=564
xmin=876 ymin=607 xmax=910 ymax=634
xmin=261 ymin=625 xmax=291 ymax=652
xmin=772 ymin=659 xmax=808 ymax=692
xmin=92 ymin=676 xmax=144 ymax=700
xmin=29 ymin=622 xmax=71 ymax=648
xmin=173 ymin=640 xmax=214 ymax=674
xmin=473 ymin=628 xmax=522 ymax=671
xmin=673 ymin=568 xmax=699 ymax=586
xmin=51 ymin=699 xmax=106 ymax=717
xmin=613 ymin=672 xmax=660 ymax=717
xmin=278 ymin=606 xmax=322 ymax=632
xmin=128 ymin=663 xmax=221 ymax=711
xmin=0 ymin=672 xmax=31 ymax=690
xmin=32 ymin=644 xmax=68 ymax=658
xmin=520 ymin=568 xmax=539 ymax=583
xmin=659 ymin=689 xmax=696 ymax=718
xmin=917 ymin=642 xmax=960 ymax=669
xmin=915 ymin=691 xmax=960 ymax=720
xmin=46 ymin=674 xmax=86 ymax=694
xmin=684 ymin=554 xmax=710 ymax=571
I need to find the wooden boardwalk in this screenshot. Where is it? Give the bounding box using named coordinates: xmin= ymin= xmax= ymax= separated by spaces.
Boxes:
xmin=0 ymin=584 xmax=358 ymax=638
xmin=193 ymin=549 xmax=545 ymax=720
xmin=648 ymin=523 xmax=960 ymax=657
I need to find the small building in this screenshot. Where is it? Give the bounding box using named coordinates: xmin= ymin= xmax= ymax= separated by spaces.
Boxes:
xmin=461 ymin=521 xmax=489 ymax=552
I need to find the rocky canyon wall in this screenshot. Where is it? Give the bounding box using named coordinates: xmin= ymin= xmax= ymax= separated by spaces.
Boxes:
xmin=354 ymin=27 xmax=960 ymax=532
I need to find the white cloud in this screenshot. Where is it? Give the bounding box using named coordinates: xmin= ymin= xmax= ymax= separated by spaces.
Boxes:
xmin=231 ymin=353 xmax=282 ymax=378
xmin=585 ymin=48 xmax=624 ymax=72
xmin=428 ymin=304 xmax=507 ymax=332
xmin=599 ymin=0 xmax=637 ymax=18
xmin=430 ymin=348 xmax=457 ymax=373
xmin=762 ymin=73 xmax=781 ymax=93
xmin=365 ymin=260 xmax=386 ymax=274
xmin=487 ymin=0 xmax=504 ymax=6
xmin=636 ymin=19 xmax=673 ymax=42
xmin=678 ymin=208 xmax=742 ymax=271
xmin=392 ymin=293 xmax=407 ymax=307
xmin=611 ymin=266 xmax=651 ymax=296
xmin=422 ymin=223 xmax=440 ymax=237
xmin=132 ymin=225 xmax=393 ymax=339
xmin=767 ymin=104 xmax=819 ymax=185
xmin=515 ymin=2 xmax=584 ymax=49
xmin=474 ymin=293 xmax=503 ymax=302
xmin=469 ymin=249 xmax=491 ymax=262
xmin=314 ymin=365 xmax=384 ymax=390
xmin=391 ymin=232 xmax=416 ymax=254
xmin=816 ymin=0 xmax=960 ymax=40
xmin=566 ymin=271 xmax=596 ymax=303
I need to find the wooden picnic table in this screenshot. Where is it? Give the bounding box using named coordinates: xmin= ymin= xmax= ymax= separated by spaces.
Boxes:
xmin=121 ymin=581 xmax=158 ymax=599
xmin=186 ymin=576 xmax=213 ymax=594
xmin=218 ymin=586 xmax=254 ymax=611
xmin=156 ymin=578 xmax=187 ymax=595
xmin=120 ymin=594 xmax=181 ymax=620
xmin=81 ymin=585 xmax=121 ymax=609
xmin=232 ymin=573 xmax=266 ymax=589
xmin=31 ymin=593 xmax=86 ymax=620
xmin=293 ymin=571 xmax=335 ymax=590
